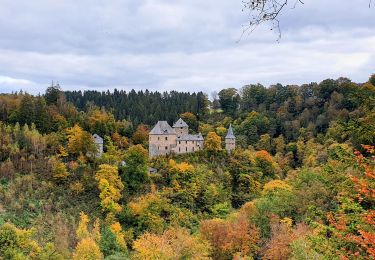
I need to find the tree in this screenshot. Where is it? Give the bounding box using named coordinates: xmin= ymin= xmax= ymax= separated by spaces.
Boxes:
xmin=180 ymin=112 xmax=198 ymax=132
xmin=218 ymin=88 xmax=240 ymax=115
xmin=45 ymin=84 xmax=62 ymax=105
xmin=0 ymin=222 xmax=63 ymax=259
xmin=73 ymin=213 xmax=103 ymax=260
xmin=256 ymin=134 xmax=272 ymax=152
xmin=133 ymin=227 xmax=211 ymax=260
xmin=49 ymin=156 xmax=69 ymax=181
xmin=263 ymin=219 xmax=310 ymax=260
xmin=66 ymin=124 xmax=97 ymax=157
xmin=369 ymin=74 xmax=375 ymax=86
xmin=95 ymin=164 xmax=124 ymax=215
xmin=200 ymin=204 xmax=260 ymax=259
xmin=121 ymin=145 xmax=149 ymax=193
xmin=205 ymin=131 xmax=222 ymax=154
xmin=132 ymin=124 xmax=149 ymax=145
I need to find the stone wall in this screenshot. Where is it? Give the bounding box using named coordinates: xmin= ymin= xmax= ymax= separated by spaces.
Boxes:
xmin=174 ymin=140 xmax=204 ymax=154
xmin=149 ymin=134 xmax=177 ymax=157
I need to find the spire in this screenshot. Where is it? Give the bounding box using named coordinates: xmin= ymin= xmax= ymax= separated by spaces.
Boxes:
xmin=226 ymin=124 xmax=235 ymax=139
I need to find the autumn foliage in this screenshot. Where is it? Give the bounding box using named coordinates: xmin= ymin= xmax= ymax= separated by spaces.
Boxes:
xmin=200 ymin=203 xmax=260 ymax=259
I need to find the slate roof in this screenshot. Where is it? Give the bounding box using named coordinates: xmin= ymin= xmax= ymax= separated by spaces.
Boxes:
xmin=173 ymin=118 xmax=189 ymax=128
xmin=225 ymin=124 xmax=235 ymax=139
xmin=93 ymin=134 xmax=103 ymax=143
xmin=150 ymin=121 xmax=176 ymax=135
xmin=177 ymin=133 xmax=204 ymax=141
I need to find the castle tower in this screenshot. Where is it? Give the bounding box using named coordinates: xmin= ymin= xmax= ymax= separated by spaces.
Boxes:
xmin=225 ymin=124 xmax=236 ymax=153
xmin=149 ymin=121 xmax=177 ymax=157
xmin=173 ymin=118 xmax=189 ymax=137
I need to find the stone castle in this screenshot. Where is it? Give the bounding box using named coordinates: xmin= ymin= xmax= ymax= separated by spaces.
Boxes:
xmin=149 ymin=118 xmax=236 ymax=157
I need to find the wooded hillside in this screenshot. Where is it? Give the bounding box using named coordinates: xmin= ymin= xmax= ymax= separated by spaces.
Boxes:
xmin=0 ymin=75 xmax=374 ymax=259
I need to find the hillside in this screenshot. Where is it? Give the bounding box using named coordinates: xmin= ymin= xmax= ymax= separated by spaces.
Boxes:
xmin=0 ymin=75 xmax=374 ymax=259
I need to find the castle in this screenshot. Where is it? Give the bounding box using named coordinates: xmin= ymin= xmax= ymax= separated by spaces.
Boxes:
xmin=149 ymin=118 xmax=236 ymax=157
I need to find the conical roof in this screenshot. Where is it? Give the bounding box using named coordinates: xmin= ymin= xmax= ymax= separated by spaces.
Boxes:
xmin=225 ymin=124 xmax=235 ymax=139
xmin=173 ymin=118 xmax=189 ymax=128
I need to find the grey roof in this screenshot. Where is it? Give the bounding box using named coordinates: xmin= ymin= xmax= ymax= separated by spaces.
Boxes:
xmin=177 ymin=133 xmax=204 ymax=141
xmin=225 ymin=124 xmax=235 ymax=139
xmin=93 ymin=134 xmax=103 ymax=143
xmin=148 ymin=167 xmax=158 ymax=173
xmin=173 ymin=118 xmax=189 ymax=128
xmin=150 ymin=121 xmax=176 ymax=135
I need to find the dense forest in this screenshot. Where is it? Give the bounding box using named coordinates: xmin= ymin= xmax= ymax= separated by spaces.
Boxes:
xmin=0 ymin=74 xmax=374 ymax=259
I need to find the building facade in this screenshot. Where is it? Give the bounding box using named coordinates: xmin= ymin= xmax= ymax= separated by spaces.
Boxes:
xmin=149 ymin=118 xmax=204 ymax=157
xmin=93 ymin=134 xmax=104 ymax=157
xmin=149 ymin=118 xmax=236 ymax=157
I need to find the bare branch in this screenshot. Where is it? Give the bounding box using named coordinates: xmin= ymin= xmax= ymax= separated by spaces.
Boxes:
xmin=241 ymin=0 xmax=297 ymax=40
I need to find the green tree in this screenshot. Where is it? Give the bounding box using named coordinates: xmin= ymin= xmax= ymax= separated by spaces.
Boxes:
xmin=121 ymin=145 xmax=149 ymax=193
xmin=218 ymin=88 xmax=240 ymax=115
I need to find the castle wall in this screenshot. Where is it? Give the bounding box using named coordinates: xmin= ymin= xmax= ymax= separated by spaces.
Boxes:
xmin=149 ymin=134 xmax=177 ymax=157
xmin=174 ymin=140 xmax=204 ymax=154
xmin=175 ymin=127 xmax=188 ymax=137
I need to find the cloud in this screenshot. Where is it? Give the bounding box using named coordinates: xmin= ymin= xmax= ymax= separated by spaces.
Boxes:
xmin=0 ymin=0 xmax=374 ymax=94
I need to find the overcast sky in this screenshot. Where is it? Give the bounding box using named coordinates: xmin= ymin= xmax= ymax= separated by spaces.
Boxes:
xmin=0 ymin=0 xmax=374 ymax=95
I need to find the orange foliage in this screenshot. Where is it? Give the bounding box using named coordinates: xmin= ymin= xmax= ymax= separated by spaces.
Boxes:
xmin=200 ymin=205 xmax=260 ymax=259
xmin=328 ymin=145 xmax=375 ymax=259
xmin=263 ymin=217 xmax=310 ymax=260
xmin=255 ymin=150 xmax=273 ymax=163
xmin=132 ymin=124 xmax=149 ymax=145
xmin=133 ymin=227 xmax=211 ymax=259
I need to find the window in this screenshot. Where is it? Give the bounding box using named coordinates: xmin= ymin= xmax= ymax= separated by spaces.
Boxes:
xmin=158 ymin=137 xmax=160 ymax=141
xmin=165 ymin=146 xmax=168 ymax=150
xmin=179 ymin=141 xmax=181 ymax=144
xmin=165 ymin=137 xmax=168 ymax=141
xmin=179 ymin=147 xmax=181 ymax=152
xmin=193 ymin=147 xmax=195 ymax=151
xmin=185 ymin=147 xmax=187 ymax=152
xmin=186 ymin=141 xmax=188 ymax=144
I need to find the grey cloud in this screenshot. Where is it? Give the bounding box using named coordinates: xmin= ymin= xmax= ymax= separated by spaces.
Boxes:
xmin=0 ymin=0 xmax=374 ymax=94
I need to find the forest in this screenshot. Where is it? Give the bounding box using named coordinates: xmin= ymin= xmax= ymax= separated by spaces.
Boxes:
xmin=0 ymin=74 xmax=374 ymax=259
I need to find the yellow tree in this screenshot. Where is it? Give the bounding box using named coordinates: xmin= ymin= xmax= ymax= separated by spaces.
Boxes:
xmin=95 ymin=164 xmax=124 ymax=215
xmin=133 ymin=227 xmax=211 ymax=259
xmin=48 ymin=156 xmax=69 ymax=181
xmin=73 ymin=212 xmax=103 ymax=260
xmin=205 ymin=131 xmax=222 ymax=154
xmin=66 ymin=124 xmax=97 ymax=157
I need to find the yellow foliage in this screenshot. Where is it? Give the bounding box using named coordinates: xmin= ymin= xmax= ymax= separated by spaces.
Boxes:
xmin=72 ymin=237 xmax=103 ymax=260
xmin=133 ymin=227 xmax=211 ymax=260
xmin=57 ymin=145 xmax=68 ymax=158
xmin=70 ymin=181 xmax=84 ymax=195
xmin=169 ymin=159 xmax=194 ymax=173
xmin=281 ymin=217 xmax=293 ymax=228
xmin=92 ymin=219 xmax=101 ymax=243
xmin=95 ymin=164 xmax=124 ymax=214
xmin=128 ymin=193 xmax=160 ymax=216
xmin=110 ymin=222 xmax=127 ymax=250
xmin=74 ymin=213 xmax=103 ymax=260
xmin=49 ymin=156 xmax=69 ymax=181
xmin=76 ymin=212 xmax=90 ymax=240
xmin=205 ymin=131 xmax=222 ymax=153
xmin=263 ymin=180 xmax=292 ymax=194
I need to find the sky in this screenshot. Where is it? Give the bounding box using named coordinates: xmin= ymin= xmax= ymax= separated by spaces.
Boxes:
xmin=0 ymin=0 xmax=374 ymax=95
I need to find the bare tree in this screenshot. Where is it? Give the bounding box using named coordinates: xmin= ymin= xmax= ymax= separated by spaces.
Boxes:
xmin=241 ymin=0 xmax=372 ymax=41
xmin=241 ymin=0 xmax=303 ymax=41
